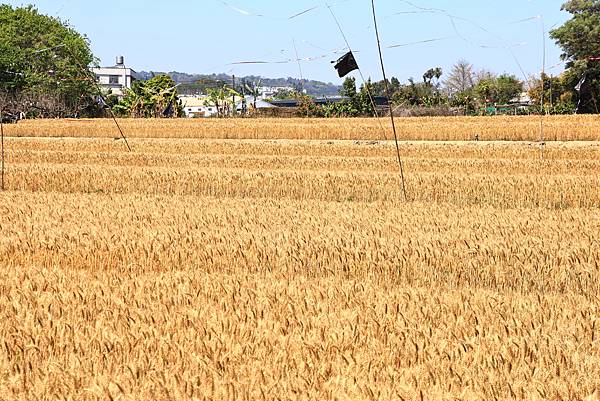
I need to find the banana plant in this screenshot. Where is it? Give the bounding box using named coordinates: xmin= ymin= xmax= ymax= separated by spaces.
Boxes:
xmin=205 ymin=85 xmax=243 ymax=117
xmin=113 ymin=75 xmax=183 ymax=117
xmin=244 ymin=79 xmax=262 ymax=109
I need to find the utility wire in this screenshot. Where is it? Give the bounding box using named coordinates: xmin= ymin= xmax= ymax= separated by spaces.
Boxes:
xmin=392 ymin=1 xmax=540 ymax=84
xmin=393 ymin=1 xmax=548 ymax=160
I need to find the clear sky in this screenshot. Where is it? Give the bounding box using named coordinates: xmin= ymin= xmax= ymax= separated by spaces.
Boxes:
xmin=4 ymin=0 xmax=570 ymax=84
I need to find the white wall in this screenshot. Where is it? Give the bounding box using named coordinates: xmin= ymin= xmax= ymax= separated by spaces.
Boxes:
xmin=91 ymin=67 xmax=135 ymax=96
xmin=183 ymin=105 xmax=218 ymax=118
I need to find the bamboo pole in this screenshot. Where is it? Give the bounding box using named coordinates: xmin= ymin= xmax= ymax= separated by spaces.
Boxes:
xmin=371 ymin=0 xmax=408 ymax=201
xmin=539 ymin=17 xmax=546 ymax=160
xmin=1 ymin=106 xmax=4 ymax=191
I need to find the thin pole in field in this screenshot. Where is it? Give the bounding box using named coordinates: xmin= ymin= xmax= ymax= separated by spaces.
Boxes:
xmin=539 ymin=16 xmax=546 ymax=160
xmin=107 ymin=105 xmax=131 ymax=151
xmin=324 ymin=2 xmax=389 ymax=141
xmin=65 ymin=47 xmax=132 ymax=151
xmin=293 ymin=38 xmax=309 ymax=117
xmin=232 ymin=74 xmax=236 ymax=117
xmin=1 ymin=106 xmax=4 ymax=191
xmin=293 ymin=38 xmax=304 ymax=89
xmin=371 ymin=0 xmax=408 ymax=201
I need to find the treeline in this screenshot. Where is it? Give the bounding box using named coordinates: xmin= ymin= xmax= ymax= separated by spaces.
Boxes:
xmin=310 ymin=62 xmax=573 ymax=118
xmin=137 ymin=72 xmax=341 ymax=97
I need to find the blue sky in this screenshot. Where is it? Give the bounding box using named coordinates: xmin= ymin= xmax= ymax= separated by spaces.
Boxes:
xmin=5 ymin=1 xmax=569 ymax=84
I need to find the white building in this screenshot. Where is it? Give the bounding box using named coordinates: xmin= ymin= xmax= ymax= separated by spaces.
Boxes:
xmin=257 ymin=86 xmax=296 ymax=99
xmin=91 ymin=56 xmax=136 ymax=97
xmin=510 ymin=92 xmax=533 ymax=106
xmin=236 ymin=96 xmax=274 ymax=112
xmin=180 ymin=96 xmax=219 ymax=118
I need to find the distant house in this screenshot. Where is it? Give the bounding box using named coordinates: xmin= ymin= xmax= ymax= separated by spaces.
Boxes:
xmin=180 ymin=96 xmax=218 ymax=118
xmin=510 ymin=92 xmax=533 ymax=107
xmin=236 ymin=96 xmax=275 ymax=112
xmin=270 ymin=96 xmax=383 ymax=108
xmin=91 ymin=56 xmax=136 ymax=97
xmin=257 ymin=86 xmax=296 ymax=99
xmin=483 ymin=92 xmax=534 ymax=115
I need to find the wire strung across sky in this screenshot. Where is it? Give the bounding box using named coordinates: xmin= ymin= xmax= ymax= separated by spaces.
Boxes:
xmin=383 ymin=1 xmax=550 ymax=90
xmin=213 ymin=0 xmax=354 ymax=20
xmin=386 ymin=3 xmax=541 ymax=49
xmin=206 ymin=0 xmax=564 ymax=87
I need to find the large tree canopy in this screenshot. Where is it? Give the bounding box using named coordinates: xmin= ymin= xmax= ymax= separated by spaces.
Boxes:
xmin=0 ymin=5 xmax=97 ymax=118
xmin=551 ymin=0 xmax=600 ymax=113
xmin=474 ymin=74 xmax=523 ymax=105
xmin=551 ymin=0 xmax=600 ymax=62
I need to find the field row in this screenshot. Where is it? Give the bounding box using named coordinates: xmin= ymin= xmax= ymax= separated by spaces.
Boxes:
xmin=2 ymin=139 xmax=599 ymax=209
xmin=7 ymin=150 xmax=600 ymax=174
xmin=4 ymin=164 xmax=598 ymax=208
xmin=1 ymin=193 xmax=598 ymax=293
xmin=5 ymin=116 xmax=600 ymax=141
xmin=7 ymin=137 xmax=600 ymax=159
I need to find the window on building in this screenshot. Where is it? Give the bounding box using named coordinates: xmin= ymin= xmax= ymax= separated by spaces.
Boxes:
xmin=109 ymin=75 xmax=120 ymax=85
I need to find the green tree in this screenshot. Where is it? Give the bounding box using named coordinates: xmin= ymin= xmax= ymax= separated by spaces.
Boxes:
xmin=340 ymin=77 xmax=357 ymax=99
xmin=202 ymin=84 xmax=242 ymax=118
xmin=327 ymin=77 xmax=374 ymax=117
xmin=449 ymin=91 xmax=477 ymax=114
xmin=390 ymin=77 xmax=401 ymax=93
xmin=550 ymin=0 xmax=600 ymax=62
xmin=0 ymin=5 xmax=97 ymax=118
xmin=550 ymin=0 xmax=600 ymax=113
xmin=475 ymin=74 xmax=523 ymax=106
xmin=423 ymin=67 xmax=443 ymax=86
xmin=475 ymin=79 xmax=494 ymax=106
xmin=528 ymin=73 xmax=576 ymax=114
xmin=114 ymin=75 xmax=183 ymax=118
xmin=271 ymin=89 xmax=297 ymax=100
xmin=295 ymin=92 xmax=322 ymax=117
xmin=495 ymin=75 xmax=523 ymax=104
xmin=357 ymin=80 xmax=376 ymax=115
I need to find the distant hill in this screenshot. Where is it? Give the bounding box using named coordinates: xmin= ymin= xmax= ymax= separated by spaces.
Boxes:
xmin=136 ymin=71 xmax=341 ymax=97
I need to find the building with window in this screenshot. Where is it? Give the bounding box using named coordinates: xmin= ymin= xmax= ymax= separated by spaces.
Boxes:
xmin=257 ymin=86 xmax=297 ymax=100
xmin=180 ymin=96 xmax=219 ymax=118
xmin=91 ymin=56 xmax=136 ymax=97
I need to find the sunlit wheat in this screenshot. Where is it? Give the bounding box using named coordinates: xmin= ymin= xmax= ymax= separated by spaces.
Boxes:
xmin=0 ymin=118 xmax=598 ymax=400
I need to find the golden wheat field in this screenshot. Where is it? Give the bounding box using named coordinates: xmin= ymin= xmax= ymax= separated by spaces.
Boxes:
xmin=0 ymin=116 xmax=599 ymax=400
